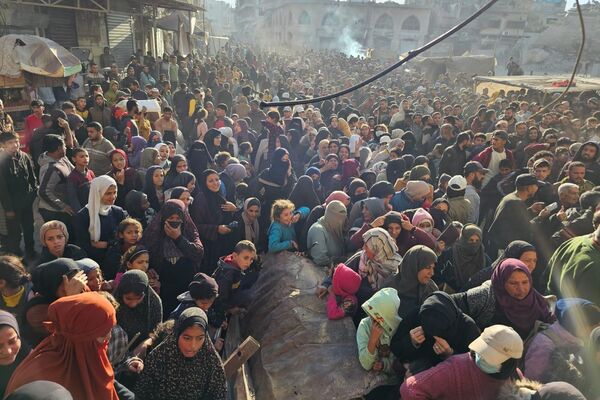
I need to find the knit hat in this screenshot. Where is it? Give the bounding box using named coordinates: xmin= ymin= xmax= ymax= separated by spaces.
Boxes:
xmin=40 ymin=220 xmax=69 ymax=244
xmin=412 ymin=208 xmax=434 ymax=227
xmin=0 ymin=310 xmax=19 ymax=336
xmin=404 ymin=181 xmax=431 ymax=200
xmin=188 ymin=273 xmax=219 ymax=300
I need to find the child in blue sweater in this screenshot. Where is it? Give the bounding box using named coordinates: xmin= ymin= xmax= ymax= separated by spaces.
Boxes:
xmin=267 ymin=199 xmax=309 ymax=253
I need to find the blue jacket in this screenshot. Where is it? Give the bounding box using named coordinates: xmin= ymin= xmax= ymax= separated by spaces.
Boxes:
xmin=267 ymin=207 xmax=309 ymax=253
xmin=390 ymin=190 xmax=422 ymax=212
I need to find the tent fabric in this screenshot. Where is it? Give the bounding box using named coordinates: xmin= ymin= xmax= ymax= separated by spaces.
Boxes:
xmin=241 ymin=252 xmax=382 ymax=400
xmin=474 ymin=75 xmax=600 ymax=94
xmin=0 ymin=34 xmax=82 ymax=78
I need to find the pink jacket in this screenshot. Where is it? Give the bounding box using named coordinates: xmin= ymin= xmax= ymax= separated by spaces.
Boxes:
xmin=400 ymin=353 xmax=506 ymax=400
xmin=327 ymin=264 xmax=361 ymax=320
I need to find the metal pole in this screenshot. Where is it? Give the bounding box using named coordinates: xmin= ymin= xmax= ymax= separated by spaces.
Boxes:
xmin=139 ymin=0 xmax=144 ymax=54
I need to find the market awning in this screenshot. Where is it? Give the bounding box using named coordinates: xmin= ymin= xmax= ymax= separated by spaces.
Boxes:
xmin=474 ymin=75 xmax=600 ymax=95
xmin=145 ymin=0 xmax=204 ymax=12
xmin=0 ymin=34 xmax=82 ymax=79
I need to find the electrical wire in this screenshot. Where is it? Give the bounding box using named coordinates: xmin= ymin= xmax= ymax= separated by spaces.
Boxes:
xmin=529 ymin=0 xmax=585 ymax=119
xmin=260 ymin=0 xmax=502 ymax=108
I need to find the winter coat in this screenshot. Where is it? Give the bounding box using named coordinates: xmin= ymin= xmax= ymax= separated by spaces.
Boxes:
xmin=0 ymin=151 xmax=37 ymax=212
xmin=446 ymin=196 xmax=472 ymax=225
xmin=438 ymin=144 xmax=467 ymax=177
xmin=391 ymin=190 xmax=423 ymax=212
xmin=472 ymin=146 xmax=514 ymax=169
xmin=307 ymin=220 xmax=346 ymax=266
xmin=400 ymin=353 xmax=507 ymax=400
xmin=37 ymin=153 xmax=75 ymax=213
xmin=327 ymin=264 xmax=361 ymax=320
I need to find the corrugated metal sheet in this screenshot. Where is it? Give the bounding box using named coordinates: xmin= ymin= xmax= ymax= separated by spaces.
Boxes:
xmin=44 ymin=8 xmax=78 ymax=49
xmin=106 ymin=13 xmax=135 ymax=68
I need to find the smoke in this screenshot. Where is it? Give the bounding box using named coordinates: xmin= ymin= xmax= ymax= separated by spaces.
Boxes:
xmin=339 ymin=26 xmax=363 ymax=58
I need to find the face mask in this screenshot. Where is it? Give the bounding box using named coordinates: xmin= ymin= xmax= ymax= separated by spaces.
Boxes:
xmin=353 ymin=192 xmax=368 ymax=202
xmin=474 ymin=352 xmax=501 ymax=374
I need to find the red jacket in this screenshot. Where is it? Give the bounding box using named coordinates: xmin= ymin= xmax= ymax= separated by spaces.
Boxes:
xmin=400 ymin=353 xmax=507 ymax=400
xmin=472 ymin=146 xmax=514 ymax=168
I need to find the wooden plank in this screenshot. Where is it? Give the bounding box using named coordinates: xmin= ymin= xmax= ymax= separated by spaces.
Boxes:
xmin=223 ymin=336 xmax=260 ymax=379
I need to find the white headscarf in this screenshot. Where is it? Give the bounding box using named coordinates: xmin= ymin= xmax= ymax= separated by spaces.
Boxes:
xmin=86 ymin=175 xmax=117 ymax=241
xmin=154 ymin=143 xmax=169 ymax=168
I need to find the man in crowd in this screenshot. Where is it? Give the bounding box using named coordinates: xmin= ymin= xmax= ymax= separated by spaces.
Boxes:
xmin=82 ymin=122 xmax=114 ymax=175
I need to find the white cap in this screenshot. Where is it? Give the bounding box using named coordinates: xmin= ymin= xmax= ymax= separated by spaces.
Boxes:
xmin=469 ymin=325 xmax=523 ymax=366
xmin=448 ymin=175 xmax=467 ymax=191
xmin=379 ymin=136 xmax=391 ymax=145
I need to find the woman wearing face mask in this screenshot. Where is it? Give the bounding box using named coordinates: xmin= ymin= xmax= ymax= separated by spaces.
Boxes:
xmin=411 ymin=208 xmax=437 ymax=239
xmin=347 ymin=178 xmax=368 ymax=205
xmin=39 ymin=220 xmax=86 ymax=263
xmin=190 ymin=170 xmax=235 ymax=275
xmin=385 ymin=245 xmax=439 ymax=318
xmin=74 ymin=176 xmax=126 ymax=264
xmin=6 ymin=293 xmax=120 ymax=400
xmin=400 ymin=325 xmax=523 ymax=400
xmin=307 ymin=200 xmax=348 ymax=266
xmin=134 ymin=307 xmax=226 ymax=400
xmin=451 ymin=258 xmax=554 ymax=338
xmin=142 ymin=200 xmax=204 ymax=316
xmin=114 ymin=270 xmax=162 ymax=350
xmin=107 ymin=149 xmax=143 ymax=209
xmin=437 ymin=224 xmax=491 ymax=293
xmin=466 ymin=240 xmax=537 ymax=290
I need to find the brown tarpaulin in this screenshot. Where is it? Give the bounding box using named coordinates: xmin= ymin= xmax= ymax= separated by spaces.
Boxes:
xmin=241 ymin=252 xmax=384 ymax=400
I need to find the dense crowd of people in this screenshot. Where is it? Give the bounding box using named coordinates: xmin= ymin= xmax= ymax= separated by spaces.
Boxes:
xmin=0 ymin=42 xmax=599 ymax=399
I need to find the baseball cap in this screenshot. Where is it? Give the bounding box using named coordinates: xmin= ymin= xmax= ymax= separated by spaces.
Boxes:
xmin=464 ymin=161 xmax=489 ymax=176
xmin=379 ymin=135 xmax=391 ymax=145
xmin=469 ymin=325 xmax=523 ymax=365
xmin=493 ymin=130 xmax=509 ymax=141
xmin=515 ymin=173 xmax=544 ymax=188
xmin=448 ymin=175 xmax=467 ymax=191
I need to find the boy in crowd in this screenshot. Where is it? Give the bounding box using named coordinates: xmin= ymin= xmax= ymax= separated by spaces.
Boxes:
xmin=0 ymin=131 xmax=38 ymax=257
xmin=67 ymin=148 xmax=95 ymax=212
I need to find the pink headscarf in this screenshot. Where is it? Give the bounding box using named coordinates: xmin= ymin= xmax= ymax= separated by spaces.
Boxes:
xmin=325 ymin=191 xmax=351 ymax=206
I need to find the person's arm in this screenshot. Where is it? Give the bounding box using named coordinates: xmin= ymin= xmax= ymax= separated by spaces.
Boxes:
xmin=173 ymin=231 xmax=204 ymax=259
xmin=356 ymin=318 xmax=377 ymax=371
xmin=134 ymin=351 xmax=160 ymax=400
xmin=39 ymin=165 xmax=70 ymax=211
xmin=326 ymin=292 xmax=346 ymax=320
xmin=66 ymin=179 xmax=82 ymax=211
xmin=73 ymin=211 xmax=92 ymax=254
xmin=307 ymin=227 xmax=331 ymax=266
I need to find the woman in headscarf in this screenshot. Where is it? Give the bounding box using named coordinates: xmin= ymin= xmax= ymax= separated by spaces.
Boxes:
xmin=155 ymin=142 xmax=171 ymax=170
xmin=289 ymin=175 xmax=321 ymax=211
xmin=348 ymin=198 xmax=387 ymax=249
xmin=39 ymin=220 xmax=86 ymax=263
xmin=233 ymin=119 xmax=256 ymax=147
xmin=187 ymin=140 xmax=214 ymax=179
xmin=343 ymin=228 xmax=402 ymax=324
xmin=6 ymin=292 xmax=119 ymax=399
xmin=163 ymin=154 xmax=188 ymax=191
xmin=143 ymin=165 xmax=165 ymax=212
xmin=142 ymin=199 xmax=204 ymax=315
xmin=138 ymin=147 xmax=160 ymax=180
xmin=451 ymin=258 xmax=554 ymax=338
xmin=0 ymin=311 xmax=30 ymax=397
xmin=347 ymin=178 xmax=368 ymax=205
xmin=437 ymin=224 xmax=491 ymax=292
xmin=299 ymin=191 xmax=351 ymax=252
xmin=307 ymin=138 xmax=331 ymax=168
xmin=219 ymin=126 xmax=238 ymax=156
xmin=380 ymin=211 xmax=436 ymax=256
xmin=189 ymin=170 xmax=234 ymax=275
xmin=128 ymin=136 xmax=147 ymax=169
xmin=135 ymin=307 xmax=226 ymax=400
xmin=167 ymin=171 xmax=197 ymax=198
xmin=385 ymin=158 xmax=407 ymax=188
xmin=107 ymin=149 xmax=143 ymax=208
xmin=385 ymin=244 xmax=439 ymax=318
xmin=125 ymin=190 xmax=155 ymax=229
xmin=391 ymin=291 xmax=480 ymax=372
xmin=307 ymin=200 xmax=348 ymax=266
xmin=466 ymin=240 xmax=537 ymax=290
xmin=227 ymin=197 xmax=261 ymax=252
xmin=220 ymin=163 xmax=246 ymax=204
xmin=74 ymin=176 xmax=126 ymax=263
xmin=341 ymin=159 xmax=360 ymax=188
xmin=114 ymin=270 xmax=163 ymax=349
xmin=147 ymin=131 xmax=162 ymax=147
xmin=254 ymin=148 xmax=296 ymax=245
xmin=204 ymin=128 xmax=224 ymax=158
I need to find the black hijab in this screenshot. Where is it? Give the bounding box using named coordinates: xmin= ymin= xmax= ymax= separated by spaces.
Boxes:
xmin=491 ymin=240 xmax=536 ymax=269
xmin=204 ymin=129 xmax=223 ymax=157
xmin=347 ymin=178 xmax=368 ymax=204
xmin=32 ymin=258 xmax=80 ymax=301
xmin=187 ymin=140 xmax=213 ymax=179
xmin=143 ymin=165 xmax=164 ymax=212
xmin=289 ymin=175 xmax=320 ymax=210
xmin=164 ymin=155 xmax=187 ymax=190
xmin=259 ymin=148 xmax=290 ymax=187
xmin=125 ymin=190 xmax=148 ymax=219
xmin=200 ymin=169 xmax=226 ymax=216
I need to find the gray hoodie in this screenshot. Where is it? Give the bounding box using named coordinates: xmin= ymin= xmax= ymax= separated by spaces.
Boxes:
xmin=38 ymin=153 xmax=74 ymax=212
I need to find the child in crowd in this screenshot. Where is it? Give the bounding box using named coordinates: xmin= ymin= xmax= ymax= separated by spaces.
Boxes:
xmin=212 ymin=240 xmax=257 ymax=329
xmin=114 ymin=245 xmax=160 ymax=294
xmin=267 ymin=199 xmax=309 ymax=253
xmin=327 ymin=264 xmax=362 ymax=320
xmin=170 ymin=272 xmax=219 ymax=320
xmin=237 ymin=142 xmax=253 ymax=163
xmin=357 ymin=288 xmax=402 ymax=381
xmin=103 ymin=218 xmax=143 ymax=280
xmin=67 ymin=148 xmax=95 ymax=211
xmin=0 ymin=255 xmax=34 ymax=318
xmin=75 ymin=258 xmax=109 ymax=292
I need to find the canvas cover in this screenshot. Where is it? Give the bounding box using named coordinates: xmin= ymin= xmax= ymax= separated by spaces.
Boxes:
xmin=241 ymin=252 xmax=384 ymax=400
xmin=0 ymin=34 xmax=82 ymax=79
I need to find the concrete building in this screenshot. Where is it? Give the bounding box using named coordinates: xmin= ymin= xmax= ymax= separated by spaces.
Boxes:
xmin=205 ymin=0 xmax=236 ymax=37
xmin=245 ymin=0 xmax=431 ymax=59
